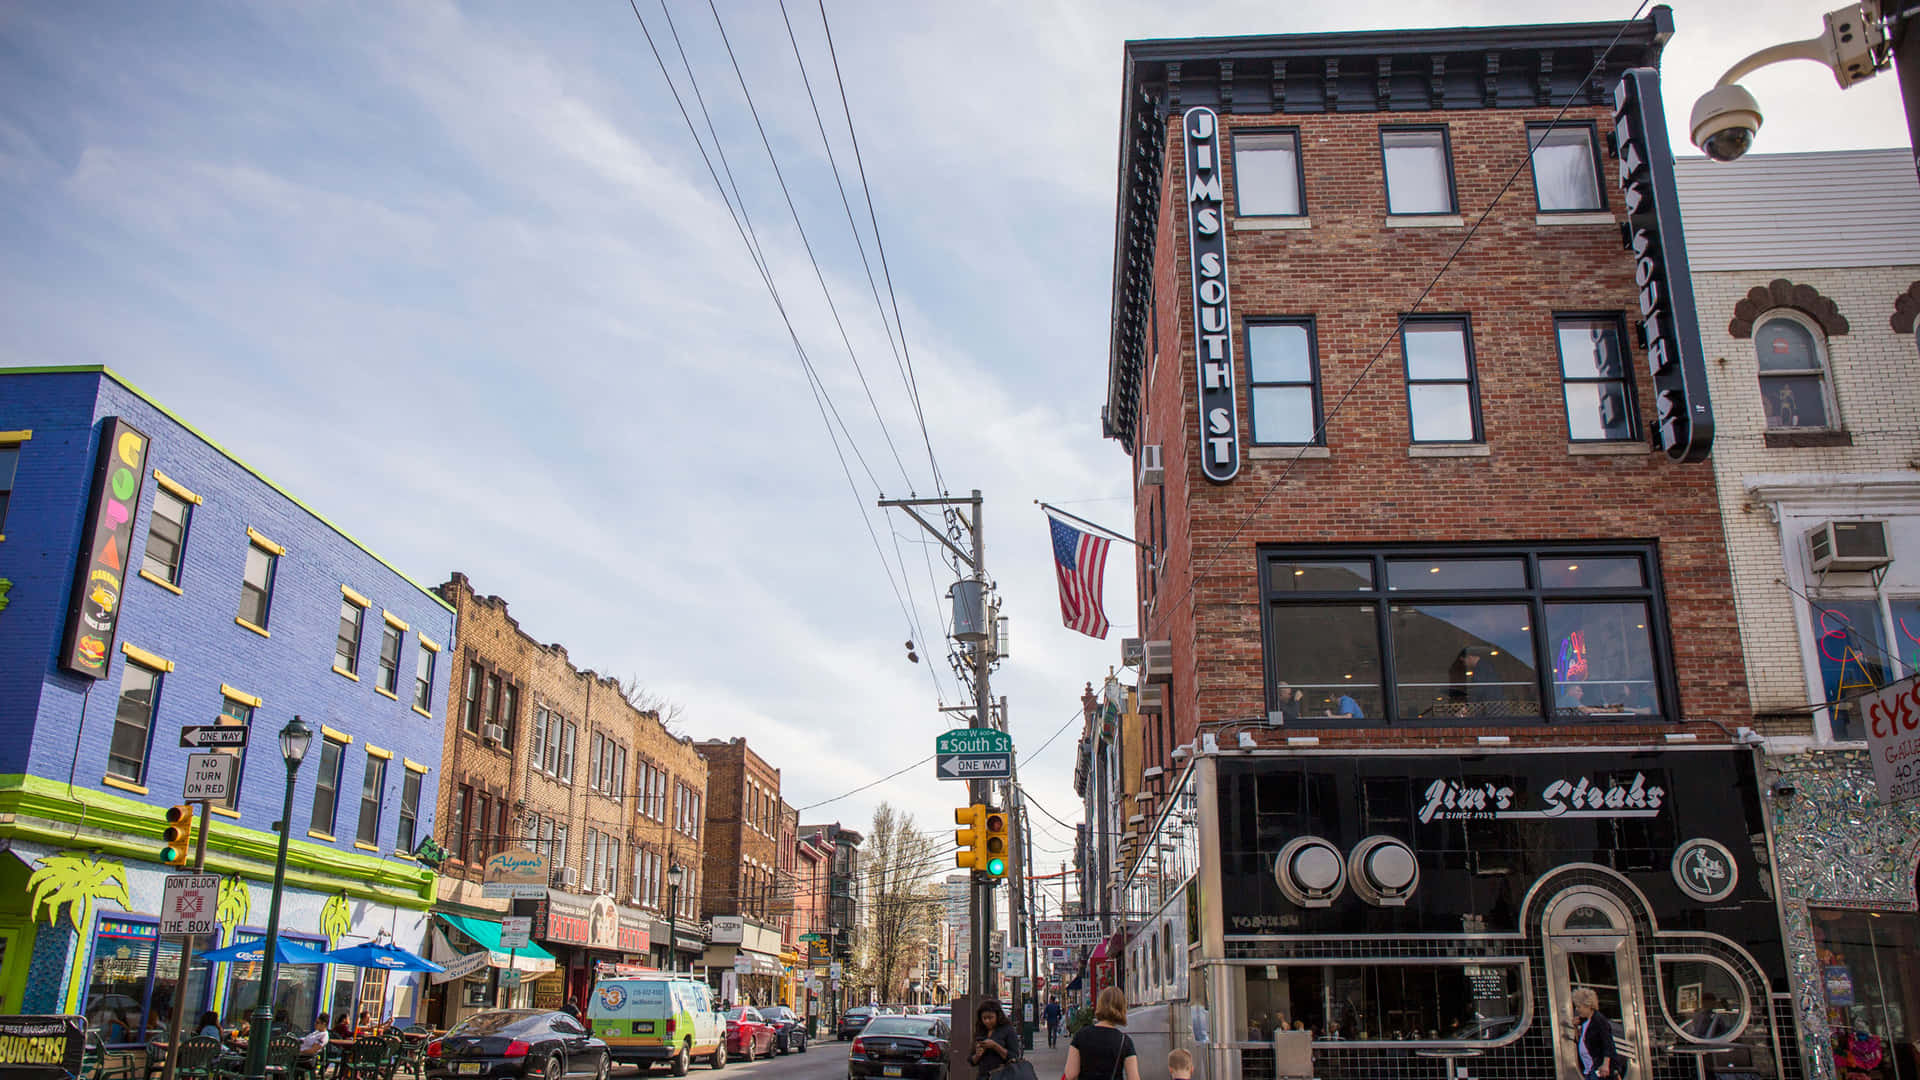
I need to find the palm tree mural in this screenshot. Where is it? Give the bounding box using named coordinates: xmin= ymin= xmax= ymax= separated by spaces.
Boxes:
xmin=320 ymin=894 xmax=353 ymax=950
xmin=217 ymin=877 xmax=251 ymax=946
xmin=28 ymin=853 xmax=131 ymax=1013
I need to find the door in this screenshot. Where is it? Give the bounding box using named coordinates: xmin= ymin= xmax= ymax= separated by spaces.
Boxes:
xmin=550 ymin=1015 xmax=591 ymax=1072
xmin=1543 ymin=889 xmax=1649 ymax=1079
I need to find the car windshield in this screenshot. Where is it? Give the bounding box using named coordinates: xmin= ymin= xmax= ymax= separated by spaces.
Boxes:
xmin=725 ymin=1009 xmax=754 ymax=1021
xmin=761 ymin=1008 xmax=792 ymax=1020
xmin=863 ymin=1018 xmax=938 ymax=1036
xmin=847 ymin=1008 xmax=873 ymax=1017
xmin=448 ymin=1011 xmax=540 ymax=1037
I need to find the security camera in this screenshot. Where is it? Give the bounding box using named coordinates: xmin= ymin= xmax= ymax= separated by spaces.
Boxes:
xmin=1770 ymin=779 xmax=1798 ymax=801
xmin=1690 ymin=84 xmax=1763 ymax=162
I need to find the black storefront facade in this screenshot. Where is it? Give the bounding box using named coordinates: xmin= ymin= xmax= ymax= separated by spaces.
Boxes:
xmin=1135 ymin=746 xmax=1796 ymax=1079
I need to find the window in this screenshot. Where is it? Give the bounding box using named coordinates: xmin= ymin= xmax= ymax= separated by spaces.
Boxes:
xmin=1242 ymin=962 xmax=1524 ymax=1044
xmin=1401 ymin=318 xmax=1479 ymax=442
xmin=590 ymin=732 xmax=605 ymax=792
xmin=1246 ymin=320 xmax=1321 ymax=445
xmin=310 ymin=738 xmax=345 ymax=835
xmin=1756 ymin=314 xmax=1835 ymax=430
xmin=1556 ymin=316 xmax=1636 ymax=441
xmin=1263 ymin=545 xmax=1670 ymax=725
xmin=1528 ymin=123 xmax=1604 ymax=212
xmin=1657 ymin=957 xmax=1749 ymax=1042
xmin=238 ymin=542 xmax=277 ymax=629
xmin=142 ymin=489 xmax=191 ymax=585
xmin=215 ymin=698 xmax=250 ymax=812
xmin=560 ymin=720 xmax=576 ymax=781
xmin=1812 ymin=597 xmax=1892 ymax=740
xmin=0 ymin=443 xmax=17 ymax=533
xmin=413 ymin=645 xmax=435 ymax=712
xmin=1381 ymin=128 xmax=1455 ymax=215
xmin=499 ymin=684 xmax=519 ymax=745
xmin=474 ymin=793 xmax=492 ymax=862
xmin=483 ymin=674 xmax=500 ymax=732
xmin=1233 ymin=130 xmax=1304 ymax=217
xmin=356 ymin=755 xmax=386 ymax=847
xmin=108 ymin=663 xmax=163 ymax=783
xmin=462 ymin=666 xmax=482 ymax=734
xmin=335 ymin=600 xmax=365 ymax=675
xmin=452 ymin=786 xmax=471 ymax=862
xmin=532 ymin=707 xmax=551 ymax=772
xmin=397 ymin=769 xmax=422 ymax=852
xmin=376 ymin=625 xmax=402 ymax=694
xmin=82 ymin=917 xmax=214 ymax=1044
xmin=355 ymin=968 xmax=388 ymax=1027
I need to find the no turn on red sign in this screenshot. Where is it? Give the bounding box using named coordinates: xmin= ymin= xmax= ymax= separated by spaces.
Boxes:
xmin=161 ymin=874 xmax=220 ymax=936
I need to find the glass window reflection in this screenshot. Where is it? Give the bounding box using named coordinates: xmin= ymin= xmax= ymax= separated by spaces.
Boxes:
xmin=1387 ymin=558 xmax=1525 ymax=591
xmin=1659 ymin=959 xmax=1747 ymax=1043
xmin=1268 ymin=605 xmax=1382 ymax=722
xmin=1391 ymin=603 xmax=1539 ymax=719
xmin=1243 ymin=963 xmax=1524 ymax=1043
xmin=1547 ymin=602 xmax=1660 ymax=718
xmin=1812 ymin=598 xmax=1891 ymax=740
xmin=1270 ymin=560 xmax=1374 ymax=592
xmin=1541 ymin=556 xmax=1644 ymax=589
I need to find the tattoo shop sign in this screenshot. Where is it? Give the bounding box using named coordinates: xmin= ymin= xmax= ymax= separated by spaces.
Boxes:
xmin=1865 ymin=674 xmax=1920 ymax=804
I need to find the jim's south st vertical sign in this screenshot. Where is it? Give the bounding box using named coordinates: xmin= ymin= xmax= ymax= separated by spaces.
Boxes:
xmin=1184 ymin=107 xmax=1240 ymax=484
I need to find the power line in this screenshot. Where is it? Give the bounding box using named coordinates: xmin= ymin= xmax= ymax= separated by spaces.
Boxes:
xmin=794 ymin=754 xmax=936 ymax=812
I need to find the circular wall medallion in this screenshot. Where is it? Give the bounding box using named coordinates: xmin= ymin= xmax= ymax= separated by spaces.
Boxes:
xmin=1347 ymin=835 xmax=1420 ymax=907
xmin=1672 ymin=838 xmax=1738 ymax=902
xmin=1274 ymin=837 xmax=1346 ymax=908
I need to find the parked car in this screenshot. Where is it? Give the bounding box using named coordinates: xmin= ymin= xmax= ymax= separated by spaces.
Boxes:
xmin=585 ymin=974 xmax=727 ymax=1074
xmin=837 ymin=1006 xmax=878 ymax=1040
xmin=757 ymin=1006 xmax=808 ymax=1055
xmin=849 ymin=1016 xmax=951 ymax=1080
xmin=427 ymin=1009 xmax=610 ymax=1080
xmin=723 ymin=1007 xmax=778 ymax=1062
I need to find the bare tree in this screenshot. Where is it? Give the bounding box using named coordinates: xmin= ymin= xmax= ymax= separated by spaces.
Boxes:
xmin=614 ymin=673 xmax=685 ymax=730
xmin=862 ymin=803 xmax=941 ymax=1003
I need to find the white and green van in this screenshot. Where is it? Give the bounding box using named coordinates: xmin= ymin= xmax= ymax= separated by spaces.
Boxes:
xmin=588 ymin=975 xmax=726 ymax=1075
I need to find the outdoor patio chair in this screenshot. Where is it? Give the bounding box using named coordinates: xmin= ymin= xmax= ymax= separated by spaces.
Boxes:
xmin=171 ymin=1037 xmax=228 ymax=1080
xmin=262 ymin=1036 xmax=301 ymax=1080
xmin=82 ymin=1030 xmax=137 ymax=1080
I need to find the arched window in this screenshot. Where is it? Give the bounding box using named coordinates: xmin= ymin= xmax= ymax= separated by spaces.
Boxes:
xmin=1755 ymin=312 xmax=1835 ymax=430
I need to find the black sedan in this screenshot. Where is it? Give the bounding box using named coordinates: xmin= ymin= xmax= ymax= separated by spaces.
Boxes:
xmin=427 ymin=1009 xmax=611 ymax=1080
xmin=837 ymin=1006 xmax=877 ymax=1040
xmin=759 ymin=1006 xmax=808 ymax=1055
xmin=849 ymin=1016 xmax=950 ymax=1080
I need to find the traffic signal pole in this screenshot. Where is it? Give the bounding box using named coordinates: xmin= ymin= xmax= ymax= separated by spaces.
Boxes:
xmin=160 ymin=801 xmax=212 ymax=1080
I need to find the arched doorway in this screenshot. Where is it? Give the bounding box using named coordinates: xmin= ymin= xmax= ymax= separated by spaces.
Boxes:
xmin=1542 ymin=887 xmax=1649 ymax=1079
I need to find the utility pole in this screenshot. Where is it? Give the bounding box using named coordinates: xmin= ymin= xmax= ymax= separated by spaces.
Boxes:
xmin=878 ymin=489 xmax=994 ymax=1000
xmin=1005 ymin=702 xmax=1028 ymax=1046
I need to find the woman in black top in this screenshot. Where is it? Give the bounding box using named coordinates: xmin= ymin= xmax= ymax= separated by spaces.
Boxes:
xmin=970 ymin=1000 xmax=1018 ymax=1079
xmin=1065 ymin=988 xmax=1140 ymax=1080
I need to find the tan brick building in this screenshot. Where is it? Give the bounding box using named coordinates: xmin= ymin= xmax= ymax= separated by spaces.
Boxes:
xmin=427 ymin=573 xmax=709 ymax=1022
xmin=695 ymin=738 xmax=783 ymax=1004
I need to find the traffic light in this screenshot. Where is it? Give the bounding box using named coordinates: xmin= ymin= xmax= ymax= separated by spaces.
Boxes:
xmin=983 ymin=809 xmax=1010 ymax=878
xmin=955 ymin=803 xmax=987 ymax=871
xmin=161 ymin=804 xmax=194 ymax=867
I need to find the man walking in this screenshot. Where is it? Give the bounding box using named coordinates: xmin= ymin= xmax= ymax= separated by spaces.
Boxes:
xmin=1044 ymin=997 xmax=1064 ymax=1048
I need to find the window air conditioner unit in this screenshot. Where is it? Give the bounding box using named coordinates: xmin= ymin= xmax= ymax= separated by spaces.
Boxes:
xmin=483 ymin=723 xmax=506 ymax=744
xmin=1138 ymin=445 xmax=1165 ymax=487
xmin=1136 ymin=685 xmax=1165 ymax=714
xmin=1143 ymin=640 xmax=1174 ymax=681
xmin=1121 ymin=637 xmax=1144 ymax=667
xmin=1808 ymin=520 xmax=1892 ymax=573
xmin=557 ymin=867 xmax=578 ymax=889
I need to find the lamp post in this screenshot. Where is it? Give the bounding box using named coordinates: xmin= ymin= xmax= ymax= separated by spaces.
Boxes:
xmin=666 ymin=864 xmax=685 ymax=973
xmin=243 ymin=716 xmax=312 ymax=1080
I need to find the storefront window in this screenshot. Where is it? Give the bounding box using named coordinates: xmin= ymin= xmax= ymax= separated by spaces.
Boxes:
xmin=1268 ymin=604 xmax=1382 ymax=721
xmin=1547 ymin=602 xmax=1659 ymax=718
xmin=1657 ymin=957 xmax=1748 ymax=1043
xmin=223 ymin=933 xmax=323 ymax=1027
xmin=84 ymin=918 xmax=215 ymax=1045
xmin=1391 ymin=602 xmax=1539 ymax=719
xmin=1242 ymin=962 xmax=1525 ymax=1044
xmin=1813 ymin=907 xmax=1920 ymax=1079
xmin=1812 ymin=599 xmax=1892 ymax=740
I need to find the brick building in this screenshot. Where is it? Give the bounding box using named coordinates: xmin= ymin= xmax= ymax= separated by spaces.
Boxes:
xmin=789 ymin=828 xmax=834 ymax=1024
xmin=1096 ymin=10 xmax=1796 ymax=1078
xmin=427 ymin=574 xmax=708 ymax=1022
xmin=0 ymin=367 xmax=452 ymax=1036
xmin=1677 ymin=148 xmax=1920 ymax=1079
xmin=798 ymin=822 xmax=862 ymax=1021
xmin=695 ymin=738 xmax=784 ymax=1004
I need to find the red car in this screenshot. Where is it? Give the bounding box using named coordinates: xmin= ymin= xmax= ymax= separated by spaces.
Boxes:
xmin=723 ymin=1007 xmax=777 ymax=1062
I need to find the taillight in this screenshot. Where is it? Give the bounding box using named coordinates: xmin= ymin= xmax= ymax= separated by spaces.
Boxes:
xmin=923 ymin=1043 xmax=942 ymax=1060
xmin=426 ymin=1042 xmax=442 ymax=1059
xmin=851 ymin=1038 xmax=865 ymax=1055
xmin=503 ymin=1041 xmax=531 ymax=1059
xmin=664 ymin=1019 xmax=675 ymax=1035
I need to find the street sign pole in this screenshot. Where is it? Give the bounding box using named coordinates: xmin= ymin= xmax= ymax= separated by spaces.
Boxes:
xmin=160 ymin=800 xmax=213 ymax=1080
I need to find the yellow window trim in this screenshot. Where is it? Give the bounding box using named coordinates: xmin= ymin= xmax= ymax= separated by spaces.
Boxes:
xmin=394 ymin=851 xmax=418 ymax=862
xmin=374 ymin=686 xmax=400 ymax=702
xmin=0 ymin=430 xmax=31 ymax=442
xmin=411 ymin=706 xmax=433 ymax=720
xmin=235 ymin=617 xmax=270 ymax=638
xmin=332 ymin=665 xmax=361 ymax=683
xmin=245 ymin=527 xmax=286 ymax=556
xmin=353 ymin=842 xmax=380 ymax=853
xmin=403 ymin=758 xmax=429 ymax=774
xmin=120 ymin=642 xmax=176 ymax=673
xmin=418 ymin=636 xmax=441 ymax=653
xmin=365 ymin=744 xmax=393 ymax=760
xmin=151 ymin=469 xmax=203 ymax=505
xmin=382 ymin=610 xmax=409 ymax=632
xmin=211 ymin=806 xmax=241 ymax=820
xmin=307 ymin=829 xmax=336 ymax=842
xmin=220 ymin=684 xmax=263 ymax=708
xmin=101 ymin=776 xmax=149 ymax=796
xmin=321 ymin=725 xmax=352 ymax=745
xmin=138 ymin=569 xmax=184 ymax=595
xmin=341 ymin=584 xmax=371 ymax=608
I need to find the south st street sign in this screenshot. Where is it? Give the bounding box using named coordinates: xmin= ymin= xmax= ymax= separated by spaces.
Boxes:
xmin=1183 ymin=106 xmax=1241 ymax=484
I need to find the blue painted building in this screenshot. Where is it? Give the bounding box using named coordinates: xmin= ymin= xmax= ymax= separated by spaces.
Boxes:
xmin=0 ymin=367 xmax=454 ymax=1040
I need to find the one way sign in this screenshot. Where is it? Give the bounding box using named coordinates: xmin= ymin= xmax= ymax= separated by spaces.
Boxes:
xmin=936 ymin=754 xmax=1012 ymax=780
xmin=179 ymin=725 xmax=249 ymax=748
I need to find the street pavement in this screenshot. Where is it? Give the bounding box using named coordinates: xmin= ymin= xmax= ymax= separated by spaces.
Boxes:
xmin=603 ymin=1033 xmax=1070 ymax=1080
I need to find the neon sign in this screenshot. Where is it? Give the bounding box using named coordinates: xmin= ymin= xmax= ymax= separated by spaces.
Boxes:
xmin=1183 ymin=106 xmax=1240 ymax=484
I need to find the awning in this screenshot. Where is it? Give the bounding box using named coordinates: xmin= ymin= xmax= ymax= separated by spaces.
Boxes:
xmin=436 ymin=913 xmax=558 ymax=972
xmin=1089 ymin=940 xmax=1109 ymax=962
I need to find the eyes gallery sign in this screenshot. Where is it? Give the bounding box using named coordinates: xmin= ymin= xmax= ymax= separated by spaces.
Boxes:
xmin=1183 ymin=106 xmax=1240 ymax=484
xmin=1612 ymin=68 xmax=1713 ymax=463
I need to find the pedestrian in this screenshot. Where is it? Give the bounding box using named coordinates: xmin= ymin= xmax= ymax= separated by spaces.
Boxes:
xmin=1044 ymin=997 xmax=1064 ymax=1048
xmin=969 ymin=999 xmax=1020 ymax=1079
xmin=1064 ymin=988 xmax=1139 ymax=1080
xmin=561 ymin=999 xmax=583 ymax=1021
xmin=1573 ymin=988 xmax=1625 ymax=1079
xmin=1166 ymin=1048 xmax=1192 ymax=1080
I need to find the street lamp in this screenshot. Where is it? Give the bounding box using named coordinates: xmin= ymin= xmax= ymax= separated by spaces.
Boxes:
xmin=243 ymin=716 xmax=312 ymax=1080
xmin=666 ymin=864 xmax=685 ymax=973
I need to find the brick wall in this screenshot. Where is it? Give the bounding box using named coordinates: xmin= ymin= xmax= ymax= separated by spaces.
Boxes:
xmin=1131 ymin=104 xmax=1752 ymax=751
xmin=696 ymin=738 xmax=782 ymax=922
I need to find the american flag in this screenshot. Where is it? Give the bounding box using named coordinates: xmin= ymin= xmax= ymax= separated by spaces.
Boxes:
xmin=1048 ymin=512 xmax=1112 ymax=639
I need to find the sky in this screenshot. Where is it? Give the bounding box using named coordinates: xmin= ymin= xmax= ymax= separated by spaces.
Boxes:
xmin=0 ymin=0 xmax=1909 ymax=913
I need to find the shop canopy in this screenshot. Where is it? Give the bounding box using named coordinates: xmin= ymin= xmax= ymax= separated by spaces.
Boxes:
xmin=436 ymin=913 xmax=557 ymax=971
xmin=200 ymin=937 xmax=332 ymax=965
xmin=322 ymin=940 xmax=445 ymax=973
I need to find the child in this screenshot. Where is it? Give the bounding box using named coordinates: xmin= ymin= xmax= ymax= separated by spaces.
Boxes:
xmin=1167 ymin=1048 xmax=1192 ymax=1079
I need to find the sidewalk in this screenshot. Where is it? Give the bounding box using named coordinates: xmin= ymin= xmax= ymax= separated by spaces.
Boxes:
xmin=1022 ymin=1036 xmax=1068 ymax=1079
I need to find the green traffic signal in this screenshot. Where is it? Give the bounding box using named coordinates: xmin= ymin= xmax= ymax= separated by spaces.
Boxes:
xmin=987 ymin=857 xmax=1006 ymax=876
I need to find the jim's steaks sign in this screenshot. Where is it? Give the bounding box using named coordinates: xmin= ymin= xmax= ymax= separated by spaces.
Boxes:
xmin=1183 ymin=106 xmax=1240 ymax=484
xmin=1417 ymin=772 xmax=1667 ymax=823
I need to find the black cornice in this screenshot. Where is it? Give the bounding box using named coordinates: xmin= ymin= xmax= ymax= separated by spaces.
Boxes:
xmin=1102 ymin=6 xmax=1676 ymax=449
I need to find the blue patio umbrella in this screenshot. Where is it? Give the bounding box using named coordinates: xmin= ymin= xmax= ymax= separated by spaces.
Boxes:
xmin=199 ymin=937 xmax=334 ymax=965
xmin=321 ymin=940 xmax=446 ymax=973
